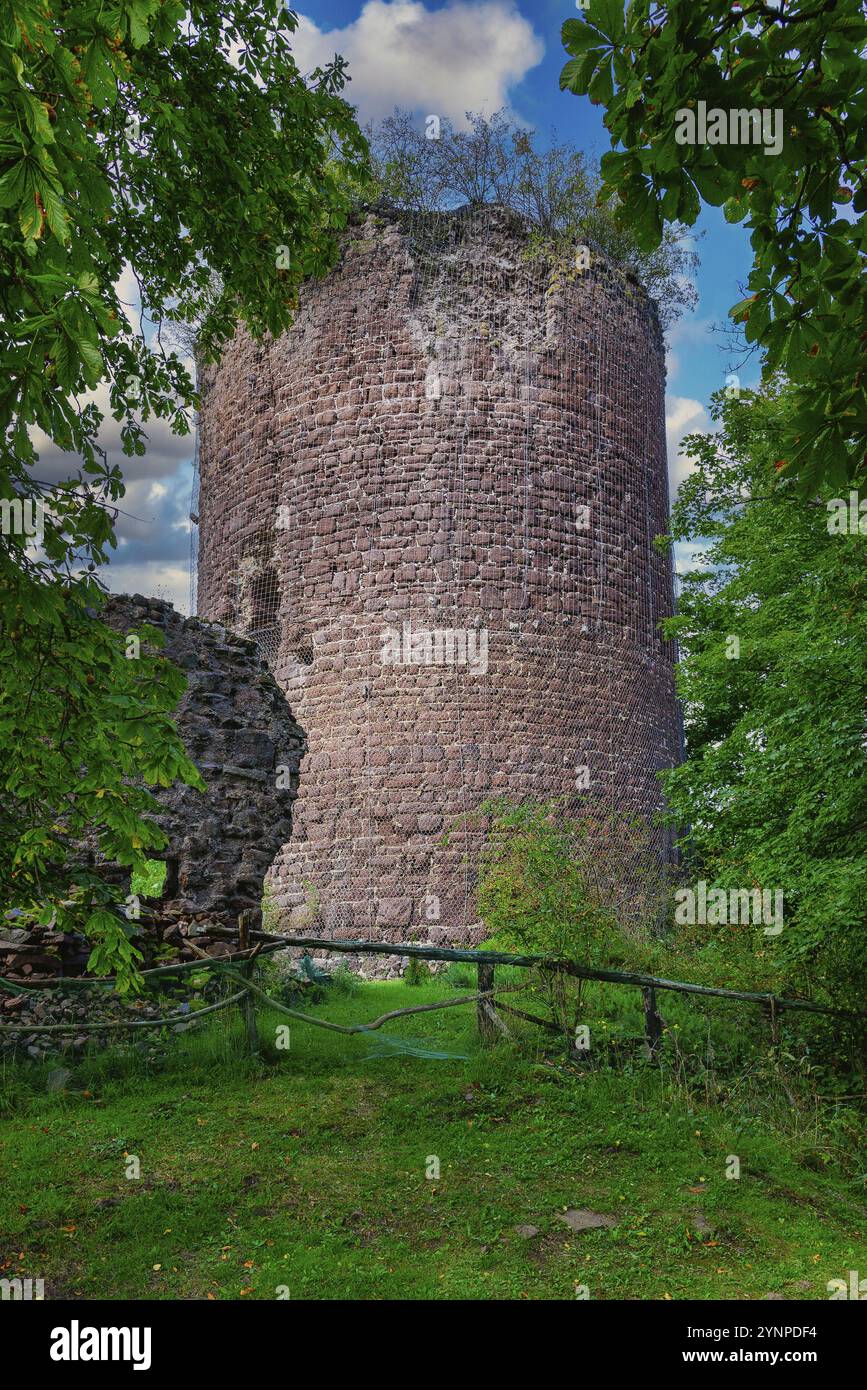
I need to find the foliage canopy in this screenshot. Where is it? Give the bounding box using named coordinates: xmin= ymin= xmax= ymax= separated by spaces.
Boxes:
xmin=561 ymin=0 xmax=867 ymax=490
xmin=662 ymin=382 xmax=867 ymax=1009
xmin=367 ymin=107 xmax=699 ymax=329
xmin=0 ymin=0 xmax=368 ymax=982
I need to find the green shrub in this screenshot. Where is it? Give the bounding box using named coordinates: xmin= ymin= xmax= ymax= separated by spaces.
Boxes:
xmin=469 ymin=799 xmax=627 ymax=1033
xmin=129 ymin=858 xmax=167 ymax=899
xmin=404 ymin=956 xmax=431 ymax=987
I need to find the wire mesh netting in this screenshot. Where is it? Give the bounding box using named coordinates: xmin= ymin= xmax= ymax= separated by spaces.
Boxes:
xmin=193 ymin=203 xmax=681 ymax=955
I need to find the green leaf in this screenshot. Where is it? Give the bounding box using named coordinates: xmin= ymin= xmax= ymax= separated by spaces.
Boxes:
xmin=723 ymin=196 xmax=748 ymax=224
xmin=0 ymin=159 xmax=28 ymax=209
xmin=588 ymin=59 xmax=614 ymax=106
xmin=560 ymin=49 xmax=602 ymax=94
xmin=590 ymin=0 xmax=626 ymax=41
xmin=729 ymin=297 xmax=756 ymax=322
xmin=690 ymin=162 xmax=730 ymax=208
xmin=127 ymin=0 xmax=155 ymax=49
xmin=19 ymin=190 xmax=43 ymax=241
xmin=37 ymin=178 xmax=68 ymax=243
xmin=81 ymin=41 xmax=117 ymax=104
xmin=561 ymin=18 xmax=599 ymax=55
xmin=78 ymin=338 xmax=104 ymax=383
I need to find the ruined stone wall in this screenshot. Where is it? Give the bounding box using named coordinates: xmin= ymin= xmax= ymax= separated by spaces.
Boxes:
xmin=99 ymin=595 xmax=306 ymax=946
xmin=0 ymin=595 xmax=306 ymax=988
xmin=195 ymin=205 xmax=679 ymax=960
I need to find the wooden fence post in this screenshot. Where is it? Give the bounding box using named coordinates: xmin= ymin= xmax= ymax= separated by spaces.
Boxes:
xmin=642 ymin=986 xmax=663 ymax=1059
xmin=762 ymin=997 xmax=781 ymax=1048
xmin=238 ymin=913 xmax=260 ymax=1057
xmin=477 ymin=962 xmax=496 ymax=1043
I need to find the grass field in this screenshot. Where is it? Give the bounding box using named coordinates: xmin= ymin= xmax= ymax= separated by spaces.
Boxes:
xmin=1 ymin=970 xmax=865 ymax=1301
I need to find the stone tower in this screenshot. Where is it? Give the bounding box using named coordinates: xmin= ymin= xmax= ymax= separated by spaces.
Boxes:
xmin=195 ymin=204 xmax=680 ymax=953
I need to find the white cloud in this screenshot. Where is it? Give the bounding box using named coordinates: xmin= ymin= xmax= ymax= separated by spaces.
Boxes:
xmin=664 ymin=316 xmax=713 ymax=382
xmin=31 ymin=382 xmax=194 ymax=485
xmin=293 ymin=0 xmax=544 ymax=126
xmin=30 ymin=391 xmax=195 ymax=612
xmin=115 ymin=263 xmax=142 ymax=333
xmin=26 ymin=268 xmax=198 ymax=613
xmin=666 ymin=394 xmax=710 ymax=500
xmin=672 ymin=537 xmax=714 ymax=578
xmin=103 ymin=562 xmax=191 ymax=615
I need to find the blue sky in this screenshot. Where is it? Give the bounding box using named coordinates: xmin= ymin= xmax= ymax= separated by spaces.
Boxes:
xmin=88 ymin=0 xmax=761 ymax=611
xmin=292 ymin=0 xmax=760 ymax=412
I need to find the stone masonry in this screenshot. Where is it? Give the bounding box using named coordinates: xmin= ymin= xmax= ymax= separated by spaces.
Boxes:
xmin=0 ymin=594 xmax=305 ymax=986
xmin=195 ymin=203 xmax=680 ymax=960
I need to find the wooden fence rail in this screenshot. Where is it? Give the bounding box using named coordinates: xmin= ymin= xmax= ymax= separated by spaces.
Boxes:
xmin=1 ymin=928 xmax=865 ymax=1057
xmin=256 ymin=932 xmax=867 ymax=1025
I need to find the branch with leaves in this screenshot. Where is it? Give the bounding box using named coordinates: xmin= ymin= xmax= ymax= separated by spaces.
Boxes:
xmin=0 ymin=1 xmax=369 ymax=984
xmin=560 ymin=0 xmax=867 ymax=489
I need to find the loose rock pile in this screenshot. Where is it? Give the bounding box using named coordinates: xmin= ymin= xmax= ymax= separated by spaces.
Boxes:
xmin=0 ymin=986 xmax=184 ymax=1062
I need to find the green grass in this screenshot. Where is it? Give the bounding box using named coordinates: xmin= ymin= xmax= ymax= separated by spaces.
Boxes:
xmin=1 ymin=975 xmax=865 ymax=1301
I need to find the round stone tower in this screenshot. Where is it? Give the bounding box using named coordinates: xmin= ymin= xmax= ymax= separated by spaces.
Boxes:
xmin=195 ymin=204 xmax=680 ymax=951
